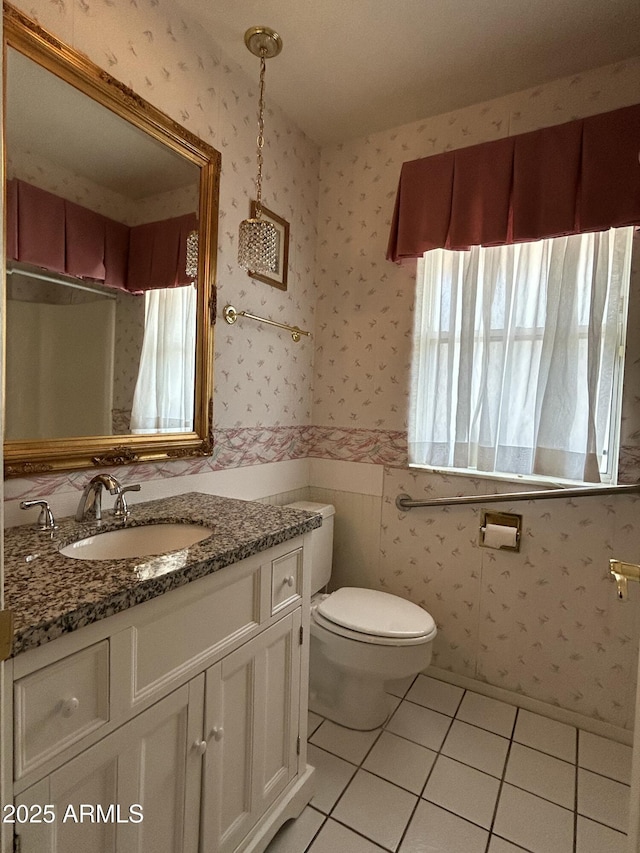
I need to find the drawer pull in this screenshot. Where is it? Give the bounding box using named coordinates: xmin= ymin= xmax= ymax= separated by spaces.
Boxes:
xmin=193 ymin=739 xmax=207 ymax=756
xmin=284 ymin=576 xmax=295 ymax=588
xmin=61 ymin=697 xmax=80 ymax=717
xmin=211 ymin=726 xmax=224 ymax=742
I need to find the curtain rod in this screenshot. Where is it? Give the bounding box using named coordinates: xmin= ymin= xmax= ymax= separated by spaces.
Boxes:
xmin=7 ymin=264 xmax=117 ymax=300
xmin=396 ymin=482 xmax=640 ymax=510
xmin=223 ymin=304 xmax=311 ymax=343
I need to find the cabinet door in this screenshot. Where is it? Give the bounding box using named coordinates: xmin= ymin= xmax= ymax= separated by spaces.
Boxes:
xmin=201 ymin=611 xmax=301 ymax=853
xmin=15 ymin=680 xmax=204 ymax=853
xmin=119 ymin=677 xmax=204 ymax=853
xmin=253 ymin=609 xmax=301 ymax=815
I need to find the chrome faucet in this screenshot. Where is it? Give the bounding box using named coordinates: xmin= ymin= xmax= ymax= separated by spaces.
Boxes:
xmin=75 ymin=474 xmax=122 ymax=522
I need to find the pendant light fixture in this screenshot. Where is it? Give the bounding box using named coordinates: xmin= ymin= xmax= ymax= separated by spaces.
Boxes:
xmin=186 ymin=230 xmax=198 ymax=280
xmin=237 ymin=26 xmax=282 ymax=274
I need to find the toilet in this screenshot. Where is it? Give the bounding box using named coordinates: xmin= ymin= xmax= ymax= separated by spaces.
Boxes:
xmin=286 ymin=501 xmax=437 ymax=730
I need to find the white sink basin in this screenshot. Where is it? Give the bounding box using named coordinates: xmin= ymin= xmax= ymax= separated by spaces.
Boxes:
xmin=60 ymin=523 xmax=213 ymax=560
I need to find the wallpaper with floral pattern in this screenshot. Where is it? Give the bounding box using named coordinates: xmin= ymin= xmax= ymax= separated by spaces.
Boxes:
xmin=378 ymin=467 xmax=640 ymax=729
xmin=5 ymin=0 xmax=640 ymax=727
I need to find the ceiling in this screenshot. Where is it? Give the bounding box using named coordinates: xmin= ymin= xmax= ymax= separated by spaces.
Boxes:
xmin=6 ymin=48 xmax=198 ymax=200
xmin=175 ymin=0 xmax=640 ymax=146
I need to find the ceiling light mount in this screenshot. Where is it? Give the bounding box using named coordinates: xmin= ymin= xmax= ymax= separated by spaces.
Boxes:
xmin=244 ymin=26 xmax=282 ymax=60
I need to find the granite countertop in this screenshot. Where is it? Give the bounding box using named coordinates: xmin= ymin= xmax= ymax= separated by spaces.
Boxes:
xmin=4 ymin=492 xmax=321 ymax=657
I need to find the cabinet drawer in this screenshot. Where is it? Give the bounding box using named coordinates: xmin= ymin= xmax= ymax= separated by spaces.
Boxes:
xmin=271 ymin=548 xmax=302 ymax=615
xmin=14 ymin=641 xmax=109 ymax=779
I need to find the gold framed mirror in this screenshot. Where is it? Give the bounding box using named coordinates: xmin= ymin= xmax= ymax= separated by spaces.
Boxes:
xmin=3 ymin=3 xmax=220 ymax=477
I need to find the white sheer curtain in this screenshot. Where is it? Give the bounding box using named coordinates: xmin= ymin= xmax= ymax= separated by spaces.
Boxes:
xmin=131 ymin=285 xmax=196 ymax=433
xmin=409 ymin=227 xmax=633 ymax=483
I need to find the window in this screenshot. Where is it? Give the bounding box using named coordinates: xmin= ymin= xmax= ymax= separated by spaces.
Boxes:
xmin=409 ymin=227 xmax=633 ymax=484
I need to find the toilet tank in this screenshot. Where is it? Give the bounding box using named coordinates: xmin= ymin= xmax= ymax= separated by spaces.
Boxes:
xmin=285 ymin=501 xmax=335 ymax=594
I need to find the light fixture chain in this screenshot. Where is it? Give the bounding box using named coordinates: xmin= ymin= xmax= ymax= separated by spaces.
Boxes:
xmin=255 ymin=50 xmax=267 ymax=217
xmin=237 ymin=26 xmax=281 ymax=275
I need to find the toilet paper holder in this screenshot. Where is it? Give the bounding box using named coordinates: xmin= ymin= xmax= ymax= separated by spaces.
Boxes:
xmin=479 ymin=511 xmax=522 ymax=552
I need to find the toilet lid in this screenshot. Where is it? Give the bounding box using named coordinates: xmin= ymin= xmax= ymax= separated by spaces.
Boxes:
xmin=317 ymin=588 xmax=436 ymax=639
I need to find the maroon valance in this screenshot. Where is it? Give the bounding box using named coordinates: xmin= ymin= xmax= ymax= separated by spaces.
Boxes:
xmin=387 ymin=102 xmax=640 ymax=262
xmin=6 ymin=179 xmax=197 ymax=291
xmin=128 ymin=214 xmax=197 ymax=290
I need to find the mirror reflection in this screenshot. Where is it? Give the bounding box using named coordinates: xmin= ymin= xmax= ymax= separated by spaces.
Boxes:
xmin=5 ymin=46 xmax=201 ymax=441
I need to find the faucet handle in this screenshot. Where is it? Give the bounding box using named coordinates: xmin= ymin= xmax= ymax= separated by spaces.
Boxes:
xmin=112 ymin=484 xmax=141 ymax=520
xmin=20 ymin=499 xmax=58 ymax=531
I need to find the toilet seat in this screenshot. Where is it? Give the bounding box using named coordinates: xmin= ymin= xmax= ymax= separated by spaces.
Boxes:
xmin=313 ymin=587 xmax=437 ymax=647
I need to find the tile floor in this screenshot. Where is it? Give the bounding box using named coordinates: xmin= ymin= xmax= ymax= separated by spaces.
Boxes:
xmin=266 ymin=674 xmax=633 ymax=853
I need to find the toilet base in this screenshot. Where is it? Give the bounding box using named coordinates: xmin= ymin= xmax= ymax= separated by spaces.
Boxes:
xmin=308 ymin=633 xmax=398 ymax=730
xmin=309 ymin=667 xmax=393 ymax=730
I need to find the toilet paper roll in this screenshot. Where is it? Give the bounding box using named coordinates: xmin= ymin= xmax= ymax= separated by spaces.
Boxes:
xmin=482 ymin=523 xmax=518 ymax=549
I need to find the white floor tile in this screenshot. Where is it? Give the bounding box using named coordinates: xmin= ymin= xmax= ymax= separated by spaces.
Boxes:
xmin=332 ymin=770 xmax=418 ymax=851
xmin=456 ymin=691 xmax=516 ymax=737
xmin=513 ymin=710 xmax=576 ymax=762
xmin=306 ymin=744 xmax=357 ymax=814
xmin=303 ymin=686 xmax=632 ymax=853
xmin=577 ymin=768 xmax=629 ymax=833
xmin=576 ymin=816 xmax=628 ymax=853
xmin=388 ymin=694 xmax=402 ymax=718
xmin=399 ymin=800 xmax=488 ymax=853
xmin=265 ymin=807 xmax=325 ymax=853
xmin=385 ymin=700 xmax=452 ymax=751
xmin=578 ymin=731 xmax=633 ymax=785
xmin=310 ymin=720 xmax=380 ymax=765
xmin=493 ymin=784 xmax=574 ymax=853
xmin=488 ymin=837 xmax=531 ymax=853
xmin=363 ymin=730 xmax=436 ymax=794
xmin=308 ymin=711 xmax=323 ymax=737
xmin=442 ymin=719 xmax=509 ymax=778
xmin=387 ymin=674 xmax=417 ymax=698
xmin=405 ymin=675 xmax=464 ymax=716
xmin=309 ymin=818 xmax=386 ymax=853
xmin=505 ymin=742 xmax=575 ymax=809
xmin=423 ymin=755 xmax=500 ymax=829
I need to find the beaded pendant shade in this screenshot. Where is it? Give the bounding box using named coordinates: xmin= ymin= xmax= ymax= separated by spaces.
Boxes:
xmin=186 ymin=230 xmax=198 ymax=279
xmin=238 ymin=26 xmax=282 ymax=274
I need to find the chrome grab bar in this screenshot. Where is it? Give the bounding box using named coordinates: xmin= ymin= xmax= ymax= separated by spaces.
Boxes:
xmin=396 ymin=482 xmax=640 ymax=511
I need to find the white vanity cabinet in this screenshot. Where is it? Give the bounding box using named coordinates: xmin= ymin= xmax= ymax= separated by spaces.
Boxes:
xmin=15 ymin=679 xmax=204 ymax=853
xmin=9 ymin=535 xmax=314 ymax=853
